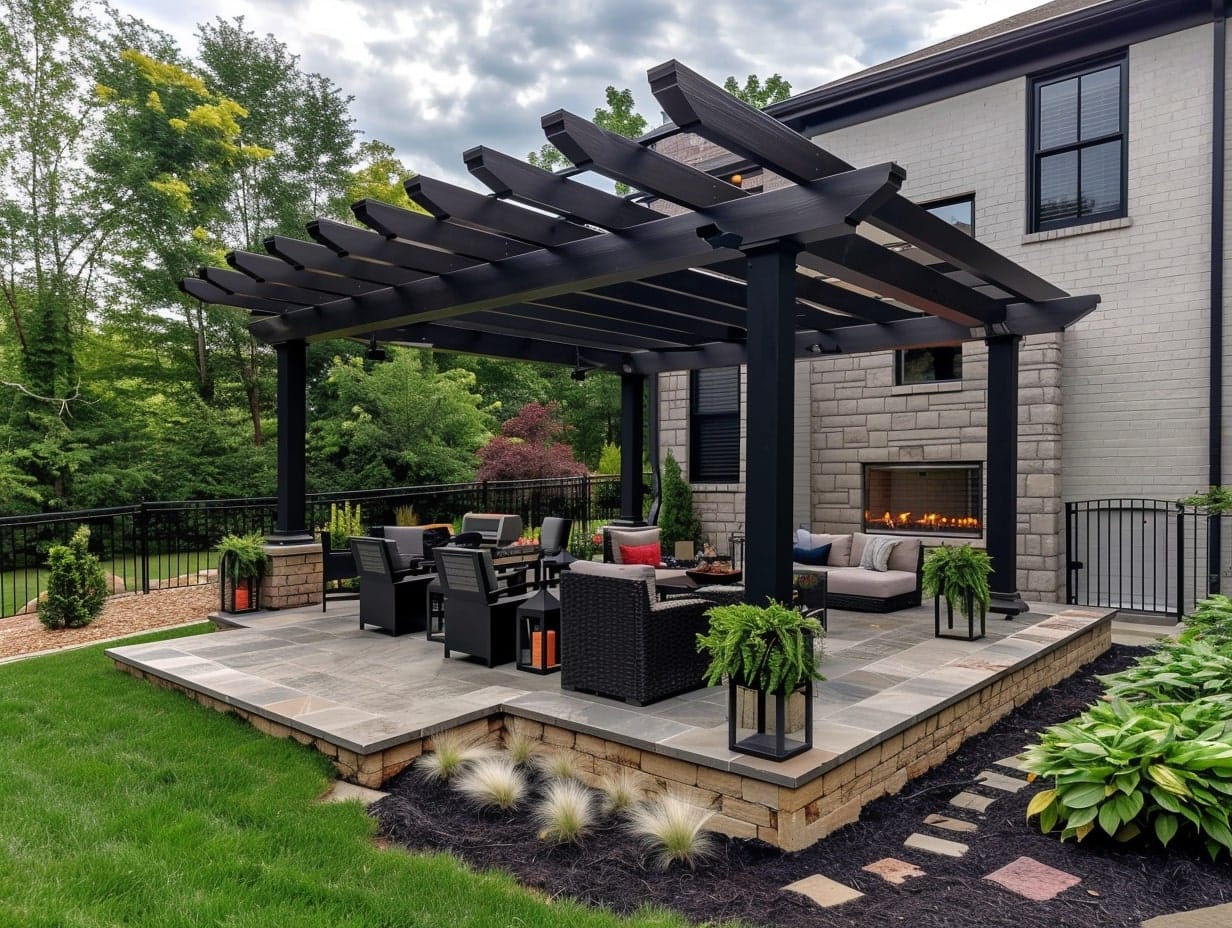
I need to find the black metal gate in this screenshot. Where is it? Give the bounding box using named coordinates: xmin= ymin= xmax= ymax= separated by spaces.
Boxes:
xmin=1066 ymin=499 xmax=1232 ymax=619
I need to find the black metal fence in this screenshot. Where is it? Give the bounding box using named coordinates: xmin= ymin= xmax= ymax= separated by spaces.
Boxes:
xmin=1065 ymin=498 xmax=1232 ymax=619
xmin=0 ymin=475 xmax=629 ymax=617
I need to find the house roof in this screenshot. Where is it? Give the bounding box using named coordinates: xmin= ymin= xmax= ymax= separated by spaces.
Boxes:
xmin=182 ymin=61 xmax=1097 ymax=375
xmin=764 ymin=0 xmax=1217 ymax=136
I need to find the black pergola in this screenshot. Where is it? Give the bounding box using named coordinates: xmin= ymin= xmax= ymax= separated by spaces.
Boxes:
xmin=183 ymin=60 xmax=1098 ymax=614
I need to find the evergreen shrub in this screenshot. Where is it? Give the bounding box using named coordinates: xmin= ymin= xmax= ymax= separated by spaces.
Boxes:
xmin=38 ymin=526 xmax=108 ymax=630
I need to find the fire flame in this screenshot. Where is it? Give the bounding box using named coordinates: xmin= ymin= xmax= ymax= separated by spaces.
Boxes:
xmin=865 ymin=510 xmax=980 ymax=531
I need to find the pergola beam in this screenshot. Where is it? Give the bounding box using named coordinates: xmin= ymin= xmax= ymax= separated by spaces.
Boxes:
xmin=265 ymin=236 xmax=428 ymax=287
xmin=405 ymin=175 xmax=599 ymax=246
xmin=465 ymin=145 xmax=664 ymax=230
xmin=649 ymin=58 xmax=1066 ymax=301
xmin=251 ymin=162 xmax=904 ymax=344
xmin=179 ymin=277 xmax=289 ymax=315
xmin=542 ymin=109 xmax=747 ymax=210
xmin=228 ymin=250 xmax=385 ymax=298
xmin=310 ymin=217 xmax=482 ymax=274
xmin=353 ymin=198 xmax=540 ymax=261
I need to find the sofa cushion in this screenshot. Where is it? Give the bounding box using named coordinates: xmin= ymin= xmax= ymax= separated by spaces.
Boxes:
xmin=569 ymin=558 xmax=655 ymax=601
xmin=792 ymin=543 xmax=831 ymax=566
xmin=797 ymin=530 xmax=852 ymax=567
xmin=620 ymin=542 xmax=662 ymax=567
xmin=859 ymin=536 xmax=899 ymax=572
xmin=886 ymin=536 xmax=922 ymax=573
xmin=825 ymin=566 xmax=918 ymax=598
xmin=607 ymin=527 xmax=661 ymax=563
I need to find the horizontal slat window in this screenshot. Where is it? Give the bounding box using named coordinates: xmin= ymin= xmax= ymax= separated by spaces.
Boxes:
xmin=691 ymin=367 xmax=740 ymax=483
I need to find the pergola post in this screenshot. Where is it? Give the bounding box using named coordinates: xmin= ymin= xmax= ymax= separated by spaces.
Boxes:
xmin=985 ymin=333 xmax=1028 ymax=615
xmin=618 ymin=371 xmax=646 ymax=524
xmin=743 ymin=242 xmax=801 ymax=606
xmin=272 ymin=339 xmax=312 ymax=543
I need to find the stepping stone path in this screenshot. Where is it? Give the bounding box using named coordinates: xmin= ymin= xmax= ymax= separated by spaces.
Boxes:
xmin=984 ymin=856 xmax=1081 ymax=901
xmin=862 ymin=857 xmax=926 ymax=885
xmin=923 ymin=813 xmax=978 ymax=833
xmin=779 ymin=764 xmax=1100 ymax=915
xmin=320 ymin=781 xmax=388 ymax=806
xmin=1141 ymin=901 xmax=1232 ymax=927
xmin=782 ymin=874 xmax=864 ymax=907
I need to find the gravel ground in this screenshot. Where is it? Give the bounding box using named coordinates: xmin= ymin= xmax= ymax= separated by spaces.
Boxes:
xmin=0 ymin=582 xmax=219 ymax=662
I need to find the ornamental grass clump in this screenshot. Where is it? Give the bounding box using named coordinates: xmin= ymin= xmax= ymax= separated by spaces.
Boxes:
xmin=1023 ymin=695 xmax=1232 ymax=859
xmin=416 ymin=730 xmax=495 ymax=782
xmin=503 ymin=730 xmax=537 ymax=766
xmin=625 ymin=794 xmax=716 ymax=870
xmin=534 ymin=779 xmax=597 ymax=844
xmin=454 ymin=757 xmax=528 ymax=811
xmin=598 ymin=767 xmax=649 ymax=813
xmin=534 ymin=750 xmax=584 ymax=781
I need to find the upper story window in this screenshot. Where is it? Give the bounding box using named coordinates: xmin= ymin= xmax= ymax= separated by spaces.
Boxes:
xmin=1030 ymin=56 xmax=1127 ymax=232
xmin=690 ymin=366 xmax=740 ymax=483
xmin=893 ymin=196 xmax=971 ymax=386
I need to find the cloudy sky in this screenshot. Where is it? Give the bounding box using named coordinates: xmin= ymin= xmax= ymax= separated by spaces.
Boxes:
xmin=121 ymin=0 xmax=1054 ymax=188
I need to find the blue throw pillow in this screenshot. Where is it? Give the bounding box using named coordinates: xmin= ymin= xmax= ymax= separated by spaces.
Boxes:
xmin=792 ymin=543 xmax=831 ymax=566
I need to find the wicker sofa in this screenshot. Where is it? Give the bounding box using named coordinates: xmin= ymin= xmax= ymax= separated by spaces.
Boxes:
xmin=558 ymin=561 xmax=712 ymax=706
xmin=792 ymin=532 xmax=924 ymax=613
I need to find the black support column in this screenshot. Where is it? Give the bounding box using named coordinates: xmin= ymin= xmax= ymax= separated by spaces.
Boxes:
xmin=617 ymin=371 xmax=646 ymax=524
xmin=743 ymin=242 xmax=800 ymax=606
xmin=985 ymin=333 xmax=1028 ymax=615
xmin=272 ymin=339 xmax=312 ymax=543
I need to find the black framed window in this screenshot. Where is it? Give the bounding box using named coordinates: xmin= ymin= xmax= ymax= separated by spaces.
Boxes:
xmin=690 ymin=366 xmax=740 ymax=482
xmin=893 ymin=197 xmax=971 ymax=385
xmin=1030 ymin=56 xmax=1126 ymax=231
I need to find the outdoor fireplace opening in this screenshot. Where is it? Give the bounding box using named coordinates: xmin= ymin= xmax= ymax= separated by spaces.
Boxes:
xmin=863 ymin=463 xmax=982 ymax=536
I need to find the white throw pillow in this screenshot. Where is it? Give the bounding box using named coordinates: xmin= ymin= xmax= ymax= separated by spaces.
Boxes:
xmin=859 ymin=535 xmax=899 ymax=572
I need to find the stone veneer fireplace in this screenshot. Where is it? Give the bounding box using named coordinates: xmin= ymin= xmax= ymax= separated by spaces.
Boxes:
xmin=863 ymin=463 xmax=982 ymax=537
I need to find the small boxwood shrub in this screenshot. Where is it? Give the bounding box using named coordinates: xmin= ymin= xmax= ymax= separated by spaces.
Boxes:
xmin=38 ymin=526 xmax=109 ymax=630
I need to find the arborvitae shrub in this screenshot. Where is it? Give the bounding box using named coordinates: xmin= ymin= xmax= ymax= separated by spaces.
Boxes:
xmin=38 ymin=526 xmax=108 ymax=630
xmin=658 ymin=450 xmax=699 ymax=552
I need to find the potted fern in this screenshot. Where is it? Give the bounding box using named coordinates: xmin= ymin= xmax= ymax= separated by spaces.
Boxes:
xmin=216 ymin=532 xmax=268 ymax=613
xmin=696 ymin=600 xmax=824 ymax=760
xmin=922 ymin=543 xmax=992 ymax=640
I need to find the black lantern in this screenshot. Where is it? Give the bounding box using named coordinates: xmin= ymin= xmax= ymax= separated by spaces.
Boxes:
xmin=516 ymin=588 xmax=561 ymax=673
xmin=934 ymin=588 xmax=986 ymax=641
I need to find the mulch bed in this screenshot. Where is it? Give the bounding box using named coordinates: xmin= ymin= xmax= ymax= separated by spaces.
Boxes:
xmin=373 ymin=644 xmax=1230 ymax=928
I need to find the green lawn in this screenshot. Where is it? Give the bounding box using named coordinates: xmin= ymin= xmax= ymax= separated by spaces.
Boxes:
xmin=0 ymin=626 xmax=687 ymax=928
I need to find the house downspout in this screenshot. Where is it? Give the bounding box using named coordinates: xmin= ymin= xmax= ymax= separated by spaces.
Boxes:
xmin=1210 ymin=3 xmax=1226 ymax=594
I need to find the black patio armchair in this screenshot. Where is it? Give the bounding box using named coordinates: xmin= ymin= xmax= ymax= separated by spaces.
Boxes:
xmin=539 ymin=516 xmax=575 ymax=585
xmin=434 ymin=546 xmax=534 ymax=666
xmin=559 ymin=562 xmax=712 ymax=706
xmin=349 ymin=536 xmax=433 ymax=636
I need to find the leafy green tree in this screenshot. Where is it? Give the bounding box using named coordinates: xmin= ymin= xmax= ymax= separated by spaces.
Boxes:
xmin=346 ymin=139 xmax=426 ymax=213
xmin=722 ymin=73 xmax=792 ymax=108
xmin=307 ymin=349 xmax=493 ymax=491
xmin=530 ymin=85 xmax=648 ymax=193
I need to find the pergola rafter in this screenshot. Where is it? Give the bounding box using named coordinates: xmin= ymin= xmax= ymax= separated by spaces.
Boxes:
xmin=181 ymin=58 xmax=1100 ymax=614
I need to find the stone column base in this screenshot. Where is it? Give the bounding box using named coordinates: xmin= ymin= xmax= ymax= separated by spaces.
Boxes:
xmin=261 ymin=543 xmax=323 ymax=609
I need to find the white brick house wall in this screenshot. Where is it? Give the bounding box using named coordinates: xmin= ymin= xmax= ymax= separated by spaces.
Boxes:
xmin=655 ymin=21 xmax=1225 ymax=604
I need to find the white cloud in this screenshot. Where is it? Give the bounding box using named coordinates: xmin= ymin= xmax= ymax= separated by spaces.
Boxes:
xmin=120 ymin=0 xmax=1056 ymax=190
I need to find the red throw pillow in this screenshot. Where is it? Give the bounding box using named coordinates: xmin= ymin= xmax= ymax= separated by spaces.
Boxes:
xmin=620 ymin=542 xmax=661 ymax=567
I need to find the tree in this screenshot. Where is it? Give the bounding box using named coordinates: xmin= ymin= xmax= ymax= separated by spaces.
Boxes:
xmin=307 ymin=349 xmax=493 ymax=491
xmin=530 ymin=85 xmax=648 ymax=193
xmin=658 ymin=450 xmax=699 ymax=551
xmin=475 ymin=402 xmax=588 ymax=481
xmin=346 ymin=139 xmax=426 ymax=213
xmin=722 ymin=73 xmax=791 ymax=108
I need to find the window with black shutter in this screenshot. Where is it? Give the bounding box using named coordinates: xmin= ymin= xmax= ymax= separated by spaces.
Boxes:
xmin=1029 ymin=56 xmax=1127 ymax=232
xmin=690 ymin=366 xmax=740 ymax=483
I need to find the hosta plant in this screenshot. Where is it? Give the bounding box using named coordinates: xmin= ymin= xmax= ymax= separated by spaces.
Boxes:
xmin=1023 ymin=695 xmax=1232 ymax=859
xmin=1181 ymin=594 xmax=1232 ymax=647
xmin=1099 ymin=640 xmax=1232 ymax=702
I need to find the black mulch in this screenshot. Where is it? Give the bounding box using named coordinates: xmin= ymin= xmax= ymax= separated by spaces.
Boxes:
xmin=372 ymin=644 xmax=1230 ymax=928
